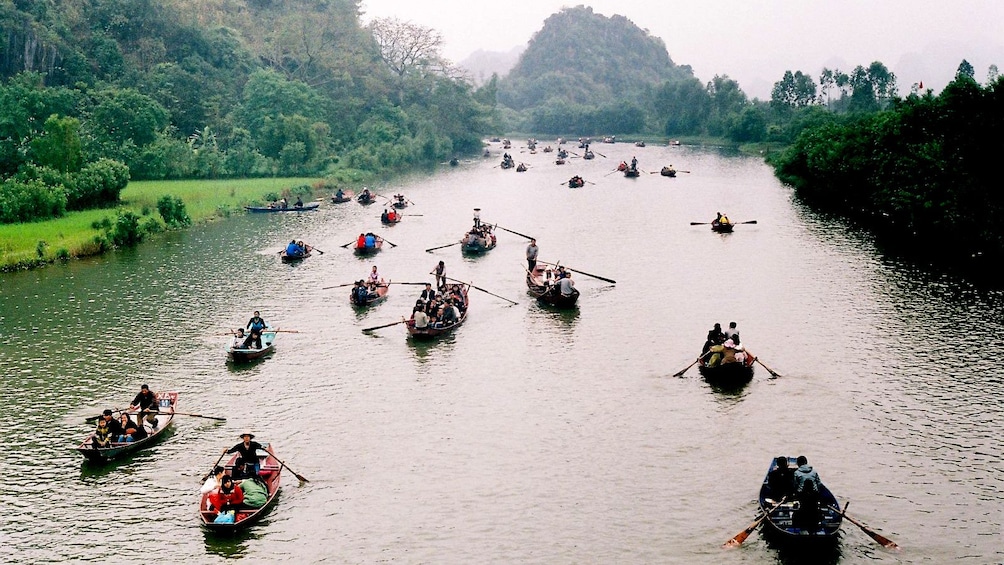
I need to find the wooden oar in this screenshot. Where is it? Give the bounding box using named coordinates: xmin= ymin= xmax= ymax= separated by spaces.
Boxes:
xmin=672 ymin=358 xmax=700 ymax=378
xmin=402 ymin=214 xmax=424 ymax=217
xmin=494 ymin=225 xmax=534 ymax=240
xmin=603 ymin=169 xmax=619 ymax=177
xmin=273 ymin=453 xmax=309 ymax=483
xmin=310 ymin=247 xmax=324 ymax=254
xmin=340 ymin=240 xmax=357 ymax=248
xmin=387 ymin=282 xmax=429 ymax=286
xmin=85 ymin=408 xmax=126 ymax=423
xmin=379 ymin=237 xmax=398 ymax=247
xmin=445 ymin=277 xmax=517 ymax=306
xmin=831 ymin=504 xmax=900 ymax=549
xmin=362 ymin=318 xmax=408 ymax=332
xmin=425 ymin=242 xmax=460 ymax=252
xmin=201 ymin=451 xmax=229 ymax=482
xmin=724 ymin=497 xmax=786 ymax=548
xmin=754 ymin=357 xmax=781 ymax=377
xmin=321 ymin=282 xmax=356 ymax=290
xmin=173 ymin=411 xmax=226 ymax=421
xmin=593 ymin=150 xmax=607 ymax=158
xmin=584 ymin=180 xmax=596 ymax=185
xmin=538 ymin=261 xmax=615 ymax=284
xmin=690 ymin=220 xmax=757 ymax=225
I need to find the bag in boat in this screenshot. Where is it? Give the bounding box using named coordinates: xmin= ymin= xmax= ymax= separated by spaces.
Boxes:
xmin=213 ymin=510 xmax=236 ymax=524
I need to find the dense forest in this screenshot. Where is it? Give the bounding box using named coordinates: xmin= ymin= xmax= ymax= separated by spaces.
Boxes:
xmin=1 ymin=0 xmax=495 ymax=224
xmin=770 ymin=67 xmax=1004 ymax=269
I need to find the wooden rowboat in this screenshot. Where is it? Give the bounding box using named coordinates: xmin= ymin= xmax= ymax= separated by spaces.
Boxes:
xmin=331 ymin=192 xmax=354 ymax=203
xmin=623 ymin=168 xmax=641 ymax=178
xmin=227 ymin=329 xmax=277 ymax=362
xmin=354 ymin=236 xmax=384 ymax=255
xmin=758 ymin=456 xmax=842 ymax=545
xmin=246 ymin=202 xmax=319 ymax=213
xmin=711 ymin=220 xmax=735 ymax=233
xmin=351 ymin=282 xmax=389 ymax=307
xmin=526 ymin=265 xmax=579 ymax=308
xmin=660 ymin=166 xmax=677 ymax=177
xmin=568 ymin=177 xmax=584 ymax=188
xmin=460 ymin=230 xmax=496 ymax=255
xmin=76 ymin=391 xmax=178 ymax=462
xmin=698 ymin=349 xmax=754 ymax=387
xmin=199 ymin=443 xmax=282 ymax=532
xmin=357 ymin=192 xmax=376 ymax=205
xmin=280 ymin=247 xmax=312 ymax=263
xmin=405 ymin=284 xmax=469 ymax=339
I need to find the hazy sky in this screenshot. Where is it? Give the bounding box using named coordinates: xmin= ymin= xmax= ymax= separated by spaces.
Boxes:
xmin=360 ymin=0 xmax=1003 ymax=99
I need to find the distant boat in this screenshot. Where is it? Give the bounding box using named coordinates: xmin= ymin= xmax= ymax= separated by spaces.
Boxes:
xmin=246 ymin=202 xmax=319 ymax=213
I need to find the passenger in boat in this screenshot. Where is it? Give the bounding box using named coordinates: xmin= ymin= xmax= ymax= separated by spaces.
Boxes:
xmin=209 ymin=476 xmax=244 ymax=514
xmin=381 ymin=209 xmax=389 ymax=222
xmin=420 ymin=283 xmax=437 ymax=303
xmin=792 ymin=455 xmax=823 ymax=528
xmin=285 ymin=240 xmax=303 ymax=257
xmin=526 ymin=238 xmax=539 ymax=272
xmin=201 ymin=465 xmax=227 ymax=495
xmin=129 ymin=384 xmax=160 ymax=429
xmin=356 ymin=233 xmax=366 ymax=249
xmin=224 ymin=432 xmax=265 ymax=479
xmin=239 ymin=475 xmax=269 ymax=509
xmin=703 ymin=323 xmax=725 ymax=354
xmin=705 ymin=342 xmax=726 ymax=368
xmin=244 ymin=311 xmax=268 ymax=349
xmin=335 ymin=188 xmax=345 ymax=200
xmin=432 ymin=261 xmax=446 ymax=290
xmin=368 ymin=266 xmax=381 ymax=288
xmin=278 ymin=197 xmax=287 ymax=209
xmin=387 ymin=209 xmax=397 ymax=222
xmin=116 ymin=413 xmax=144 ymax=442
xmin=720 ymin=339 xmax=739 ymax=364
xmin=412 ymin=303 xmax=430 ymax=329
xmin=295 ymin=196 xmax=304 ymax=208
xmin=232 ymin=328 xmax=246 ymax=349
xmin=351 ymin=281 xmax=369 ymax=304
xmin=438 ymin=300 xmax=459 ymax=327
xmin=91 ymin=418 xmax=113 ymax=449
xmin=364 ymin=233 xmax=377 ymax=248
xmin=766 ymin=456 xmax=795 ymax=499
xmin=724 ymin=321 xmax=739 ymax=341
xmin=559 ymin=273 xmax=576 ymax=297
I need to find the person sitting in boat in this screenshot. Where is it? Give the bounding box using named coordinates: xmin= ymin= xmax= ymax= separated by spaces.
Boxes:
xmin=201 ymin=465 xmax=227 ymax=496
xmin=364 ymin=233 xmax=377 ymax=248
xmin=129 ymin=384 xmax=160 ymax=430
xmin=351 ymin=281 xmax=368 ymax=304
xmin=720 ymin=339 xmax=739 ymax=364
xmin=209 ymin=475 xmax=244 ymax=515
xmin=286 ymin=240 xmax=303 ymax=257
xmin=224 ymin=432 xmax=265 ymax=479
xmin=703 ymin=323 xmax=725 ymax=354
xmin=617 ymin=161 xmax=627 ymax=171
xmin=367 ymin=266 xmax=382 ymax=288
xmin=705 ymin=342 xmax=726 ymax=368
xmin=278 ymin=197 xmax=287 ymax=209
xmin=92 ymin=418 xmax=113 ymax=449
xmin=766 ymin=456 xmax=795 ymax=500
xmin=381 ymin=209 xmax=389 ymax=222
xmin=297 ymin=241 xmax=310 ymax=254
xmin=335 ymin=188 xmax=345 ymax=200
xmin=420 ymin=283 xmax=437 ymax=303
xmin=232 ymin=328 xmax=246 ymax=348
xmin=116 ymin=413 xmax=147 ymax=442
xmin=466 ymin=231 xmax=478 ymax=246
xmin=387 ymin=209 xmax=398 ymax=222
xmin=437 ymin=300 xmax=459 ymax=327
xmin=412 ymin=302 xmax=430 ymax=329
xmin=724 ymin=321 xmax=739 ymax=341
xmin=240 ymin=475 xmax=269 ymax=509
xmin=792 ymin=455 xmax=823 ymax=528
xmin=294 ymin=196 xmax=303 ymax=208
xmin=559 ymin=273 xmax=576 ymax=297
xmin=356 ymin=233 xmax=366 ymax=249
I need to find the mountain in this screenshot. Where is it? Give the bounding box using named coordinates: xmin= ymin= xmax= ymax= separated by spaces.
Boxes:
xmin=458 ymin=46 xmax=524 ymax=85
xmin=497 ymin=6 xmax=692 ymax=112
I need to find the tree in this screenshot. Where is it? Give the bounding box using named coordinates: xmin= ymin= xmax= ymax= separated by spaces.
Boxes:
xmin=957 ymin=59 xmax=975 ymax=81
xmin=30 ymin=115 xmax=83 ymax=173
xmin=772 ymin=70 xmax=818 ymax=110
xmin=369 ymin=17 xmax=448 ymax=79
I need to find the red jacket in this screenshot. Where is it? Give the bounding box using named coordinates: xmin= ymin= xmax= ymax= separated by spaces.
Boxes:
xmin=209 ymin=484 xmax=244 ymax=510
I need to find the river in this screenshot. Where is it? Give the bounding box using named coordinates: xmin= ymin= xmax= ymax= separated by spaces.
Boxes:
xmin=1 ymin=143 xmax=1001 ymax=564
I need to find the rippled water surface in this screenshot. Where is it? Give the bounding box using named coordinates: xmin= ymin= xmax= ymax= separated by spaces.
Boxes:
xmin=1 ymin=144 xmax=1002 ymax=564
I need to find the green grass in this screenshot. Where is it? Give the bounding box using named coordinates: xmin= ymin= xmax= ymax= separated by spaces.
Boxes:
xmin=0 ymin=177 xmax=321 ymax=271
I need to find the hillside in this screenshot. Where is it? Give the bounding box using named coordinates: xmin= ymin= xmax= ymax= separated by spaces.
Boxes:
xmin=495 ymin=6 xmax=692 ymax=134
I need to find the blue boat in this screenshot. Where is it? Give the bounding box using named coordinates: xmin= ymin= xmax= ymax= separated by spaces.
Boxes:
xmin=758 ymin=456 xmax=842 ymax=546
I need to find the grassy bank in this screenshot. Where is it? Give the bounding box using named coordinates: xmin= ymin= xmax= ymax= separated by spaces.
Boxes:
xmin=0 ymin=177 xmax=320 ymax=271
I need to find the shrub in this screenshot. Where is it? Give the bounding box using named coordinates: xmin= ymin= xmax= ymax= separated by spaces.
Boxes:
xmin=0 ymin=178 xmax=68 ymax=223
xmin=56 ymin=248 xmax=70 ymax=261
xmin=65 ymin=158 xmax=130 ymax=210
xmin=156 ymin=195 xmax=191 ymax=227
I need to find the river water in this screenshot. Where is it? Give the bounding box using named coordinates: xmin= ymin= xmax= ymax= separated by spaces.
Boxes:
xmin=1 ymin=143 xmax=1001 ymax=564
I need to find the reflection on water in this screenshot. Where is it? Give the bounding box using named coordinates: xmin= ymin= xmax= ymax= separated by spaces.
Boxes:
xmin=2 ymin=144 xmax=1003 ymax=563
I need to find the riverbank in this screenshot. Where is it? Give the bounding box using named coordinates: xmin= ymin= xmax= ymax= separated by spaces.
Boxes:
xmin=0 ymin=177 xmax=320 ymax=271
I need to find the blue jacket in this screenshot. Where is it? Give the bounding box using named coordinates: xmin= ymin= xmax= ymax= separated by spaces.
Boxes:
xmin=286 ymin=242 xmax=302 ymax=256
xmin=364 ymin=235 xmax=376 ymax=248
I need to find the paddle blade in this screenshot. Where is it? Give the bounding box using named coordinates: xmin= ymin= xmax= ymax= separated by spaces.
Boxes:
xmin=723 ymin=528 xmax=753 ymax=548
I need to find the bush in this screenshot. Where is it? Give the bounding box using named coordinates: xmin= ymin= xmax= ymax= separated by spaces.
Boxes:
xmin=156 ymin=195 xmax=191 ymax=227
xmin=36 ymin=240 xmax=48 ymax=258
xmin=65 ymin=158 xmax=130 ymax=210
xmin=56 ymin=248 xmax=70 ymax=261
xmin=0 ymin=178 xmax=68 ymax=223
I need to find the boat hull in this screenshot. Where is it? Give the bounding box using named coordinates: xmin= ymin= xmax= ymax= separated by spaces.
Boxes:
xmin=758 ymin=457 xmax=842 ymax=546
xmin=526 ymin=266 xmax=579 ymax=308
xmin=406 ymin=285 xmax=469 ymax=339
xmin=351 ymin=283 xmax=389 ymax=307
xmin=76 ymin=391 xmax=178 ymax=462
xmin=246 ymin=203 xmax=319 ymax=213
xmin=200 ymin=444 xmax=282 ymax=533
xmin=698 ymin=359 xmax=754 ymax=387
xmin=227 ymin=330 xmax=277 ymax=362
